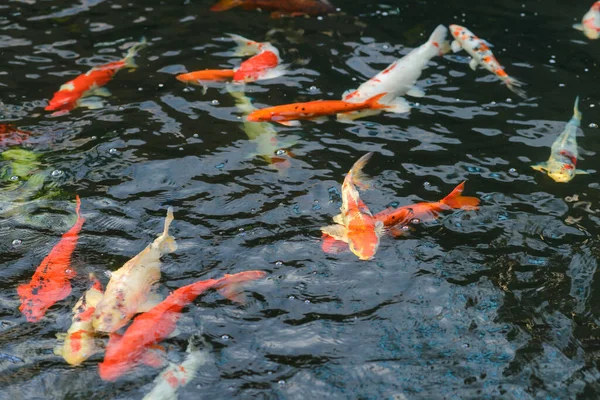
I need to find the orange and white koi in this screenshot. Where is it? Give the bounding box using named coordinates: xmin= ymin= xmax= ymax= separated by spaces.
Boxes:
xmin=247 ymin=93 xmax=388 ymax=126
xmin=449 ymin=25 xmax=527 ymax=99
xmin=45 ymin=38 xmax=147 ymax=113
xmin=574 ymin=1 xmax=600 ymax=39
xmin=210 ymin=0 xmax=335 ymax=18
xmin=92 ymin=207 xmax=177 ymax=333
xmin=98 ymin=271 xmax=266 ymax=381
xmin=54 ymin=273 xmax=104 ymax=366
xmin=338 ymin=25 xmax=450 ymax=121
xmin=320 ymin=152 xmax=384 ymax=260
xmin=17 ymin=195 xmax=85 ymax=322
xmin=142 ymin=337 xmax=213 ymax=400
xmin=532 ymin=97 xmax=589 ymax=183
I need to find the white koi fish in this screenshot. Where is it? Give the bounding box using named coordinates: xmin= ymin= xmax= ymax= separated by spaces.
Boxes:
xmin=573 ymin=1 xmax=600 ymax=39
xmin=54 ymin=273 xmax=104 ymax=366
xmin=143 ymin=337 xmax=214 ymax=400
xmin=338 ymin=24 xmax=450 ymax=121
xmin=92 ymin=207 xmax=177 ymax=333
xmin=532 ymin=97 xmax=589 ymax=183
xmin=449 ymin=24 xmax=527 ymax=99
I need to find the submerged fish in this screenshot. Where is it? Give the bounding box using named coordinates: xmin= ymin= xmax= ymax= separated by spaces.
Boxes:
xmin=247 ymin=93 xmax=388 ymax=126
xmin=210 ymin=0 xmax=335 ymax=18
xmin=92 ymin=207 xmax=177 ymax=333
xmin=55 ymin=273 xmax=104 ymax=366
xmin=17 ymin=195 xmax=85 ymax=322
xmin=45 ymin=38 xmax=147 ymax=113
xmin=449 ymin=25 xmax=527 ymax=99
xmin=573 ymin=1 xmax=600 ymax=39
xmin=0 ymin=124 xmax=31 ymax=146
xmin=531 ymin=97 xmax=589 ymax=183
xmin=143 ymin=337 xmax=214 ymax=400
xmin=98 ymin=271 xmax=266 ymax=381
xmin=321 ymin=152 xmax=384 ymax=260
xmin=338 ymin=25 xmax=450 ymax=121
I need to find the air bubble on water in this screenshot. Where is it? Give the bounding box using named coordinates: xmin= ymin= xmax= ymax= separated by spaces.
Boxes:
xmin=109 ymin=148 xmax=119 ymax=155
xmin=158 ymin=83 xmax=164 ymax=88
xmin=585 ymin=68 xmax=589 ymax=72
xmin=309 ymin=86 xmax=318 ymax=91
xmin=352 ymin=77 xmax=357 ymax=81
xmin=424 ymin=181 xmax=430 ymax=187
xmin=506 ymin=98 xmax=513 ymax=103
xmin=401 ymin=225 xmax=410 ymax=231
xmin=589 ymin=123 xmax=598 ymax=128
xmin=591 ymin=104 xmax=596 ymax=108
xmin=238 ymin=228 xmax=245 ymax=232
xmin=491 ymin=101 xmax=497 ymax=105
xmin=12 ymin=239 xmax=22 ymax=247
xmin=91 ymin=136 xmax=97 ymax=140
xmin=275 ymin=261 xmax=283 ymax=266
xmin=304 ymin=299 xmax=311 ymax=304
xmin=549 ymin=59 xmax=555 ymax=64
xmin=211 ymin=100 xmax=220 ymax=105
xmin=215 ymin=163 xmax=225 ymax=169
xmin=275 ymin=149 xmax=286 ymax=156
xmin=288 ymin=295 xmax=295 ymax=300
xmin=221 ymin=334 xmax=229 ymax=340
xmin=179 ymin=147 xmax=183 ymax=151
xmin=183 ymin=87 xmax=193 ymax=92
xmin=9 ymin=176 xmax=18 ymax=181
xmin=65 ymin=269 xmax=72 ymax=274
xmin=138 ymin=87 xmax=143 ymax=91
xmin=462 ymin=343 xmax=470 ymax=348
xmin=268 ymin=371 xmax=273 ymax=375
xmin=193 ymin=133 xmax=199 ymax=138
xmin=251 ymin=208 xmax=256 ymax=213
xmin=509 ymin=168 xmax=517 ymax=175
xmin=558 ymin=83 xmax=565 ymax=87
xmin=520 ymin=12 xmax=525 ymax=17
xmin=278 ymin=380 xmax=285 ymax=386
xmin=382 ymin=44 xmax=389 ymax=49
xmin=51 ymin=170 xmax=63 ymax=177
xmin=411 ymin=218 xmax=420 ymax=224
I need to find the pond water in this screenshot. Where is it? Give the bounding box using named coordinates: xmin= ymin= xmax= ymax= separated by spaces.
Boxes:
xmin=1 ymin=0 xmax=600 ymax=399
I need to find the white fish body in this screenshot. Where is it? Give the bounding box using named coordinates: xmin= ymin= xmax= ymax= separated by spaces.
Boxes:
xmin=573 ymin=2 xmax=600 ymax=39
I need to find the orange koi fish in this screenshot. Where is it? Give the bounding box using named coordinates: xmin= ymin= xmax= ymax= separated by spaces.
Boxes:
xmin=247 ymin=93 xmax=388 ymax=126
xmin=320 ymin=152 xmax=384 ymax=260
xmin=574 ymin=1 xmax=600 ymax=39
xmin=45 ymin=38 xmax=147 ymax=113
xmin=0 ymin=124 xmax=31 ymax=146
xmin=98 ymin=271 xmax=266 ymax=381
xmin=449 ymin=25 xmax=527 ymax=99
xmin=210 ymin=0 xmax=335 ymax=18
xmin=17 ymin=195 xmax=86 ymax=322
xmin=54 ymin=273 xmax=104 ymax=366
xmin=176 ymin=69 xmax=235 ymax=83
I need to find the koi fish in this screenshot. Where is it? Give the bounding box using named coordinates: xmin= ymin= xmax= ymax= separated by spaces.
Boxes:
xmin=320 ymin=152 xmax=384 ymax=260
xmin=321 ymin=182 xmax=479 ymax=253
xmin=338 ymin=25 xmax=450 ymax=121
xmin=54 ymin=273 xmax=104 ymax=366
xmin=143 ymin=337 xmax=213 ymax=400
xmin=0 ymin=124 xmax=31 ymax=146
xmin=247 ymin=93 xmax=389 ymax=126
xmin=210 ymin=0 xmax=335 ymax=18
xmin=449 ymin=25 xmax=527 ymax=99
xmin=531 ymin=97 xmax=589 ymax=183
xmin=92 ymin=207 xmax=177 ymax=333
xmin=573 ymin=1 xmax=600 ymax=39
xmin=17 ymin=195 xmax=85 ymax=322
xmin=45 ymin=38 xmax=147 ymax=113
xmin=228 ymin=87 xmax=295 ymax=171
xmin=98 ymin=270 xmax=266 ymax=381
xmin=176 ymin=69 xmax=235 ymax=83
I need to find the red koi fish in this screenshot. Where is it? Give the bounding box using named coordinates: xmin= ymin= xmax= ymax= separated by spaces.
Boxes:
xmin=98 ymin=270 xmax=266 ymax=381
xmin=17 ymin=195 xmax=86 ymax=322
xmin=0 ymin=124 xmax=31 ymax=146
xmin=45 ymin=38 xmax=147 ymax=113
xmin=210 ymin=0 xmax=335 ymax=18
xmin=247 ymin=93 xmax=389 ymax=126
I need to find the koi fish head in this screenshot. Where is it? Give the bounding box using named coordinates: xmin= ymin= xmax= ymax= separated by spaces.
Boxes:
xmin=449 ymin=24 xmax=463 ymax=39
xmin=346 ymin=219 xmax=383 ymax=260
xmin=547 ymin=166 xmax=576 ymax=183
xmin=60 ymin=329 xmax=97 ymax=366
xmin=45 ymin=91 xmax=80 ymax=112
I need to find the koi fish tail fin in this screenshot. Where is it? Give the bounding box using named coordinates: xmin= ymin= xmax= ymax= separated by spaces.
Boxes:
xmin=363 ymin=93 xmax=389 ymax=109
xmin=123 ymin=37 xmax=148 ymax=70
xmin=380 ymin=97 xmax=411 ymax=114
xmin=503 ymin=76 xmax=528 ymax=100
xmin=214 ymin=270 xmax=267 ymax=304
xmin=210 ymin=0 xmax=244 ymax=11
xmin=158 ymin=206 xmax=177 ymax=254
xmin=227 ymin=33 xmax=263 ymax=57
xmin=349 ymin=152 xmax=374 ymax=190
xmin=428 ymin=24 xmax=451 ymax=56
xmin=571 ymin=96 xmax=582 ymax=126
xmin=440 ymin=181 xmax=480 ymax=209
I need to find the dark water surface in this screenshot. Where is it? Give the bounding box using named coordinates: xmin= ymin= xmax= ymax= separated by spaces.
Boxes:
xmin=1 ymin=0 xmax=600 ymax=399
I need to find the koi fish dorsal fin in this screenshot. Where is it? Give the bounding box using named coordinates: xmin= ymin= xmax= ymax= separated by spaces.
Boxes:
xmin=440 ymin=181 xmax=480 ymax=209
xmin=214 ymin=270 xmax=267 ymax=304
xmin=210 ymin=0 xmax=244 ymax=12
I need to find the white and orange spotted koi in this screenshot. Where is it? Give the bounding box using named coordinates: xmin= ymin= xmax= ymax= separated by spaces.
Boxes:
xmin=573 ymin=1 xmax=600 ymax=39
xmin=449 ymin=25 xmax=527 ymax=99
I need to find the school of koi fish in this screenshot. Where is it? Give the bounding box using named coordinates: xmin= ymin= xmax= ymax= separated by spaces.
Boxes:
xmin=3 ymin=0 xmax=600 ymax=398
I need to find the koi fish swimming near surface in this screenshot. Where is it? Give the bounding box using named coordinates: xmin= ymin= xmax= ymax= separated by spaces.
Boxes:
xmin=210 ymin=0 xmax=335 ymax=18
xmin=176 ymin=34 xmax=285 ymax=86
xmin=55 ymin=273 xmax=104 ymax=366
xmin=98 ymin=271 xmax=266 ymax=381
xmin=45 ymin=38 xmax=147 ymax=113
xmin=531 ymin=97 xmax=589 ymax=183
xmin=92 ymin=207 xmax=177 ymax=333
xmin=320 ymin=152 xmax=384 ymax=260
xmin=449 ymin=25 xmax=527 ymax=99
xmin=0 ymin=124 xmax=31 ymax=147
xmin=247 ymin=93 xmax=389 ymax=126
xmin=17 ymin=195 xmax=85 ymax=322
xmin=573 ymin=1 xmax=600 ymax=39
xmin=322 ymin=182 xmax=480 ymax=254
xmin=338 ymin=24 xmax=450 ymax=121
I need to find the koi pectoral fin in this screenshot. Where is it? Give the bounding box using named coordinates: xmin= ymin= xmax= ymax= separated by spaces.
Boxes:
xmin=89 ymin=87 xmax=112 ymax=97
xmin=469 ymin=58 xmax=479 ymax=71
xmin=451 ymin=40 xmax=462 ymax=53
xmin=406 ymin=87 xmax=425 ymax=98
xmin=573 ymin=23 xmax=584 ymax=32
xmin=136 ymin=292 xmax=163 ymax=313
xmin=531 ymin=163 xmax=548 ymax=172
xmin=320 ymin=224 xmax=348 ymax=242
xmin=276 ymin=120 xmax=302 ymax=127
xmin=576 ymin=169 xmax=590 ymax=175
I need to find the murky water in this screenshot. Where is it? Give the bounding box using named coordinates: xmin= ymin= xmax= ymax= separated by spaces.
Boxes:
xmin=1 ymin=0 xmax=600 ymax=398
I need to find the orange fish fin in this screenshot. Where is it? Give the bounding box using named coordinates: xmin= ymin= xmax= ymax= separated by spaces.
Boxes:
xmin=388 ymin=226 xmax=412 ymax=237
xmin=440 ymin=181 xmax=480 ymax=209
xmin=363 ymin=92 xmax=388 ymax=109
xmin=276 ymin=120 xmax=301 ymax=127
xmin=141 ymin=346 xmax=167 ymax=368
xmin=215 ymin=270 xmax=267 ymax=304
xmin=210 ymin=0 xmax=244 ymax=12
xmin=321 ymin=233 xmax=349 ymax=254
